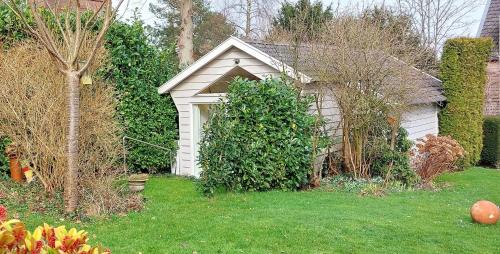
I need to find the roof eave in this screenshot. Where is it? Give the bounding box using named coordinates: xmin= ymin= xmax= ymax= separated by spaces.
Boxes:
xmin=157 ymin=36 xmax=312 ymax=94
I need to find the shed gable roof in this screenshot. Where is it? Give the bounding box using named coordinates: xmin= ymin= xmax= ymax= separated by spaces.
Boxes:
xmin=159 ymin=37 xmax=444 ymax=104
xmin=158 ymin=37 xmax=312 ymax=94
xmin=246 ymin=40 xmax=445 ymax=104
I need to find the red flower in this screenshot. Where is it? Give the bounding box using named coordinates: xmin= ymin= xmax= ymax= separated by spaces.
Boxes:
xmin=0 ymin=205 xmax=7 ymax=221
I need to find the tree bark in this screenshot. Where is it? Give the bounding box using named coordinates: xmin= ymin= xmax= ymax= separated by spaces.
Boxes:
xmin=178 ymin=0 xmax=194 ymax=68
xmin=65 ymin=70 xmax=80 ymax=213
xmin=245 ymin=0 xmax=252 ymax=38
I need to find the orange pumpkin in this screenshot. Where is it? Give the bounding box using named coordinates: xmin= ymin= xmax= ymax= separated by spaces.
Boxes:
xmin=470 ymin=200 xmax=499 ymax=225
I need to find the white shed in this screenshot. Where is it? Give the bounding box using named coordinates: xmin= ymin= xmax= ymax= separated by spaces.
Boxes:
xmin=158 ymin=37 xmax=445 ymax=177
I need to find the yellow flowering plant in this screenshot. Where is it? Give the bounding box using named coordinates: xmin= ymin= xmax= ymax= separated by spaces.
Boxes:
xmin=0 ymin=205 xmax=110 ymax=254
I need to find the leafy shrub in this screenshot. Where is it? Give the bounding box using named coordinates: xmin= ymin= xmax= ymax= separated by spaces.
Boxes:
xmin=481 ymin=116 xmax=500 ymax=168
xmin=439 ymin=38 xmax=493 ymax=166
xmin=413 ymin=135 xmax=465 ymax=183
xmin=199 ymin=78 xmax=320 ymax=195
xmin=0 ymin=137 xmax=9 ymax=179
xmin=105 ymin=21 xmax=179 ymax=173
xmin=372 ymin=128 xmax=418 ymax=185
xmin=0 ymin=205 xmax=110 ymax=253
xmin=0 ymin=4 xmax=31 ymax=46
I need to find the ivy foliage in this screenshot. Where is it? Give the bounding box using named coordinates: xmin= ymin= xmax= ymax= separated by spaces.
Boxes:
xmin=481 ymin=116 xmax=500 ymax=168
xmin=199 ymin=78 xmax=321 ymax=195
xmin=371 ymin=128 xmax=418 ymax=185
xmin=0 ymin=3 xmax=31 ymax=46
xmin=0 ymin=137 xmax=10 ymax=179
xmin=439 ymin=38 xmax=493 ymax=166
xmin=104 ymin=21 xmax=178 ymax=173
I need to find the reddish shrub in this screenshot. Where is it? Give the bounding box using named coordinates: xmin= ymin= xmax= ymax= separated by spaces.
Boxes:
xmin=413 ymin=135 xmax=465 ymax=183
xmin=0 ymin=205 xmax=7 ymax=221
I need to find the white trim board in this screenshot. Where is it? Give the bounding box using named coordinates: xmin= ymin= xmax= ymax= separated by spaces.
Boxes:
xmin=157 ymin=36 xmax=312 ymax=94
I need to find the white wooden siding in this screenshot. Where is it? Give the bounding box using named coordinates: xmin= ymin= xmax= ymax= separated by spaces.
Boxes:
xmin=306 ymin=88 xmax=440 ymax=150
xmin=170 ymin=47 xmax=281 ymax=175
xmin=401 ymin=104 xmax=440 ymax=141
xmin=168 ymin=45 xmax=440 ymax=176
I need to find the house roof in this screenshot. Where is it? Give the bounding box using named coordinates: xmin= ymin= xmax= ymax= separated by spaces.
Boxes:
xmin=246 ymin=40 xmax=444 ymax=104
xmin=159 ymin=37 xmax=444 ymax=104
xmin=158 ymin=37 xmax=312 ymax=94
xmin=479 ymin=0 xmax=500 ymax=59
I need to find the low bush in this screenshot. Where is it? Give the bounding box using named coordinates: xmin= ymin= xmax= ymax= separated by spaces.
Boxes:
xmin=0 ymin=205 xmax=110 ymax=253
xmin=324 ymin=175 xmax=410 ymax=195
xmin=481 ymin=116 xmax=500 ymax=168
xmin=413 ymin=135 xmax=465 ymax=184
xmin=371 ymin=128 xmax=418 ymax=185
xmin=199 ymin=78 xmax=321 ymax=195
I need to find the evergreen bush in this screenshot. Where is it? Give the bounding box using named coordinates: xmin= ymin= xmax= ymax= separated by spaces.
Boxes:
xmin=199 ymin=78 xmax=321 ymax=195
xmin=371 ymin=128 xmax=418 ymax=185
xmin=439 ymin=38 xmax=493 ymax=166
xmin=481 ymin=116 xmax=500 ymax=168
xmin=105 ymin=21 xmax=179 ymax=173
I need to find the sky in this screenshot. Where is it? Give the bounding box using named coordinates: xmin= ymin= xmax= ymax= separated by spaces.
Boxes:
xmin=116 ymin=0 xmax=489 ymax=38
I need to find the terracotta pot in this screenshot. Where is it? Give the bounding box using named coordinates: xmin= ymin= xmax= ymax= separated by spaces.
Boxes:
xmin=9 ymin=157 xmax=23 ymax=183
xmin=470 ymin=200 xmax=499 ymax=225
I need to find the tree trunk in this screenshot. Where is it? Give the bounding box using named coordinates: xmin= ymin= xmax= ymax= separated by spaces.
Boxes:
xmin=65 ymin=70 xmax=80 ymax=213
xmin=178 ymin=0 xmax=194 ymax=68
xmin=245 ymin=0 xmax=252 ymax=38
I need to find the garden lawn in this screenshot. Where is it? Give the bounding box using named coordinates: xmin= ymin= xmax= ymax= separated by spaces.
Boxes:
xmin=23 ymin=168 xmax=500 ymax=253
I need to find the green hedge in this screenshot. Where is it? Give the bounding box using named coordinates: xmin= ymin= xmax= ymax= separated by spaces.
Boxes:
xmin=439 ymin=38 xmax=493 ymax=166
xmin=481 ymin=116 xmax=500 ymax=168
xmin=199 ymin=78 xmax=322 ymax=195
xmin=105 ymin=21 xmax=179 ymax=173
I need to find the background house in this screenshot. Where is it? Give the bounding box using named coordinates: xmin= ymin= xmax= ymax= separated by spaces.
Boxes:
xmin=159 ymin=37 xmax=445 ymax=177
xmin=479 ymin=0 xmax=500 ymax=116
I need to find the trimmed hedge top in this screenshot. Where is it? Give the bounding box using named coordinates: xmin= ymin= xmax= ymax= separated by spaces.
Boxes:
xmin=439 ymin=37 xmax=493 ymax=166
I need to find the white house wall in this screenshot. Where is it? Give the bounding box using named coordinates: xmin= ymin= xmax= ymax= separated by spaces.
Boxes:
xmin=307 ymin=89 xmax=440 ymax=151
xmin=170 ymin=47 xmax=282 ymax=176
xmin=168 ymin=46 xmax=440 ymax=176
xmin=401 ymin=104 xmax=440 ymax=141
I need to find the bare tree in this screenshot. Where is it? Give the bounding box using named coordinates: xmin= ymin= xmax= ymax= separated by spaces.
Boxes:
xmin=3 ymin=0 xmax=125 ymax=213
xmin=220 ymin=0 xmax=279 ymax=39
xmin=309 ymin=16 xmax=424 ymax=178
xmin=396 ymin=0 xmax=482 ymax=52
xmin=178 ymin=0 xmax=194 ymax=67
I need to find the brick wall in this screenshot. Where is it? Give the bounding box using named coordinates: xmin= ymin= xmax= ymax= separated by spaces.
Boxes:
xmin=485 ymin=61 xmax=500 ymax=116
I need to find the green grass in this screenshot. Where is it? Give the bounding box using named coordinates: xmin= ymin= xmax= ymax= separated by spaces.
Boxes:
xmin=21 ymin=168 xmax=500 ymax=253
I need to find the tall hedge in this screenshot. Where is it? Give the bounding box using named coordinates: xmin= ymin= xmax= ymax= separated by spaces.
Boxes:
xmin=199 ymin=78 xmax=321 ymax=195
xmin=439 ymin=38 xmax=493 ymax=166
xmin=481 ymin=116 xmax=500 ymax=168
xmin=105 ymin=21 xmax=179 ymax=173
